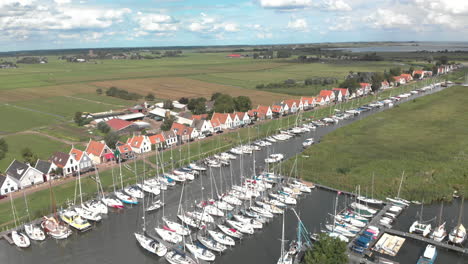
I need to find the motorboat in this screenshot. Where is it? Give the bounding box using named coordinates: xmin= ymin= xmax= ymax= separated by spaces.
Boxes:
xmin=24 ymin=224 xmax=46 ymax=241
xmin=218 ymin=224 xmax=243 ymax=239
xmin=101 ymin=196 xmax=125 ymax=209
xmin=302 ymin=138 xmax=314 ymax=148
xmin=155 ymin=227 xmax=183 ymax=244
xmin=198 ymin=235 xmax=227 ymax=252
xmin=60 ymin=209 xmax=92 ymax=231
xmin=115 ymin=191 xmax=138 ymax=204
xmin=165 ymin=249 xmax=197 ymax=264
xmin=83 ymin=199 xmax=109 ymax=214
xmin=146 ymin=200 xmax=164 ymax=212
xmin=430 ymin=222 xmax=447 ymax=242
xmin=409 ymin=221 xmax=432 ymax=237
xmin=226 ymin=220 xmax=254 ymax=234
xmin=75 ymin=207 xmax=102 ymax=222
xmin=41 ymin=216 xmax=72 ymax=239
xmin=124 ymin=186 xmax=144 ymax=199
xmin=417 ymin=244 xmax=437 ymax=264
xmin=134 ymin=233 xmax=168 ymax=257
xmin=163 ymin=218 xmax=190 ymax=236
xmin=186 ymin=243 xmax=216 ymax=262
xmin=11 ymin=231 xmax=30 ymax=248
xmin=208 ymin=230 xmax=236 ymax=246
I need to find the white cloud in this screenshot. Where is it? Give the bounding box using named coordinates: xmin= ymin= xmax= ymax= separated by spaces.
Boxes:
xmin=257 ymin=32 xmax=273 ymax=39
xmin=365 ymin=9 xmax=413 ymax=29
xmin=287 ymin=18 xmax=308 ymax=31
xmin=414 ymin=0 xmax=468 ymax=15
xmin=58 ymin=33 xmax=80 ymax=39
xmin=328 ymin=16 xmax=353 ymax=31
xmin=259 ymin=0 xmax=312 ymax=10
xmin=188 ymin=13 xmax=239 ymax=35
xmin=321 ymin=0 xmax=351 ymax=11
xmin=135 ymin=13 xmax=178 ymax=32
xmin=54 ymin=0 xmax=71 ymax=5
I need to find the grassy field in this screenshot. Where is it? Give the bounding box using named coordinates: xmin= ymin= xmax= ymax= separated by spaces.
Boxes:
xmin=0 ymin=104 xmax=62 ymax=133
xmin=283 ymin=85 xmax=468 ymax=203
xmin=0 ymin=134 xmax=70 ymax=170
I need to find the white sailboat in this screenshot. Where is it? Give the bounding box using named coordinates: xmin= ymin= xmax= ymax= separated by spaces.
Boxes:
xmin=165 ymin=249 xmax=197 ymax=264
xmin=186 ymin=243 xmax=216 ymax=262
xmin=208 ymin=230 xmax=236 ymax=246
xmin=156 ymin=226 xmax=183 ymax=244
xmin=74 ymin=169 xmax=102 ymax=222
xmin=217 ymin=224 xmax=243 ymax=239
xmin=9 ymin=193 xmax=30 ymax=248
xmin=22 ymin=191 xmax=45 ymax=241
xmin=449 ymin=198 xmax=466 ymax=244
xmin=198 ymin=235 xmax=227 ymax=252
xmin=409 ymin=200 xmax=431 ymax=237
xmin=277 ymin=210 xmax=293 ymax=264
xmin=226 ymin=220 xmax=254 ymax=234
xmin=430 ymin=202 xmax=447 ymax=242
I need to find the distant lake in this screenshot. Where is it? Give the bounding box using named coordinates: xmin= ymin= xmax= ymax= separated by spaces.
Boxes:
xmin=326 ymin=42 xmax=468 ymax=53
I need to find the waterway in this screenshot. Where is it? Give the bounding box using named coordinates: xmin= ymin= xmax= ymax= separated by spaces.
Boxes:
xmin=1 ymin=84 xmax=466 ymax=264
xmin=326 ymin=41 xmax=468 ymax=53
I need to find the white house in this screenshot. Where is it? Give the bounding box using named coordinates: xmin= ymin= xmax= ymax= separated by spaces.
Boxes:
xmin=163 ymin=131 xmax=178 ymax=146
xmin=0 ymin=175 xmax=20 ymax=195
xmin=85 ymin=140 xmax=114 ymax=164
xmin=127 ymin=135 xmax=152 ymax=153
xmin=5 ymin=160 xmax=45 ymax=189
xmin=235 ymin=112 xmax=250 ymax=125
xmin=211 ymin=113 xmax=233 ymax=129
xmin=50 ymin=152 xmax=78 ymax=176
xmin=256 ymin=105 xmax=273 ymax=119
xmin=229 ymin=113 xmax=241 ymax=127
xmin=193 ymin=119 xmax=214 ymax=134
xmin=283 ymin=100 xmax=297 ymax=114
xmin=70 ymin=148 xmax=93 ymax=173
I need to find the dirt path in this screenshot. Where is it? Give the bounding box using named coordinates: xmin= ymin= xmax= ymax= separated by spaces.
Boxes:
xmin=16 ymin=130 xmax=85 ymax=146
xmin=64 ymin=95 xmax=126 ymax=107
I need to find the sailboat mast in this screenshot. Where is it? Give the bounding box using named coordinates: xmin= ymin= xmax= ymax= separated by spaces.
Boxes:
xmin=371 ymin=173 xmax=375 ymax=199
xmin=23 ymin=191 xmax=31 ymax=223
xmin=119 ymin=156 xmax=124 ymax=189
xmin=438 ymin=202 xmax=444 ymax=227
xmin=280 ymin=208 xmax=285 ymax=259
xmin=78 ymin=169 xmax=83 ymax=205
xmin=397 ymin=171 xmax=405 ymax=199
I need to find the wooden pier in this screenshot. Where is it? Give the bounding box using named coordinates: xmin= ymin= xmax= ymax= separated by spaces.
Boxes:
xmin=314 ymin=183 xmax=356 ymax=197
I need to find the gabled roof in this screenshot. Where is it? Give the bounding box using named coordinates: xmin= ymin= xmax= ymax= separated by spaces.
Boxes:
xmin=413 ymin=70 xmax=424 ymax=75
xmin=86 ymin=140 xmax=107 ymax=157
xmin=117 ymin=143 xmax=133 ymax=154
xmin=332 ymin=88 xmax=348 ymax=96
xmin=301 ymin=97 xmax=315 ymax=104
xmin=319 ymin=90 xmax=334 ymax=97
xmin=283 ymin=99 xmax=297 ymax=108
xmin=171 ymin=122 xmax=193 ymax=136
xmin=271 ymin=105 xmax=283 ymax=113
xmin=393 ymin=76 xmax=403 ymax=81
xmin=211 ymin=113 xmax=230 ymax=124
xmin=50 ymin=152 xmax=71 ymax=168
xmin=148 ymin=134 xmax=165 ymax=144
xmin=106 ymin=118 xmax=133 ymax=131
xmin=247 ymin=109 xmax=257 ymax=117
xmin=70 ymin=148 xmax=84 ymax=162
xmin=6 ymin=160 xmax=29 ymax=181
xmin=0 ymin=175 xmax=6 ymax=187
xmin=381 ymin=80 xmax=389 ymax=85
xmin=35 ymin=160 xmax=52 ymax=174
xmin=210 ymin=118 xmax=221 ymax=127
xmin=163 ymin=130 xmax=177 ymax=139
xmin=235 ymin=112 xmax=248 ymax=119
xmin=229 ymin=113 xmax=239 ymax=120
xmin=127 ymin=135 xmax=147 ymax=149
xmin=257 ymin=105 xmax=271 ymax=115
xmin=359 ymin=83 xmax=371 ymax=89
xmin=191 ymin=114 xmax=208 ymax=120
xmin=316 ymin=97 xmax=323 ymax=102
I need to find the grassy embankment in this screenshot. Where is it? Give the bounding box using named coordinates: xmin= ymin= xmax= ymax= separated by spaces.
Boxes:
xmin=283 ymin=84 xmax=468 ymax=203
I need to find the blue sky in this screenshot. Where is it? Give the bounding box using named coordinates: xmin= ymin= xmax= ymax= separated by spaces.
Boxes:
xmin=1 ymin=0 xmax=468 ymax=51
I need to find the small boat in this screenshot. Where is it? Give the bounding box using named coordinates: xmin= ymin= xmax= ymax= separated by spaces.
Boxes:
xmin=187 ymin=211 xmax=215 ymax=223
xmin=136 ymin=183 xmax=161 ymax=196
xmin=449 ymin=224 xmax=467 ymax=244
xmin=325 ymin=225 xmax=355 ymax=237
xmin=416 ymin=244 xmax=437 ymax=264
xmin=75 ymin=207 xmax=102 ymax=222
xmin=198 ymin=236 xmax=227 ymax=252
xmin=178 ymin=214 xmax=204 ymax=229
xmin=386 ymin=197 xmax=410 ymax=207
xmin=134 ymin=233 xmax=168 ymax=257
xmin=409 ymin=221 xmax=432 ymax=237
xmin=24 ymin=224 xmax=46 ymax=241
xmin=357 ymin=196 xmax=383 ymax=205
xmin=197 ymin=202 xmax=224 ymax=217
xmin=208 ymin=230 xmax=236 ymax=246
xmin=250 ymin=206 xmax=274 ymax=218
xmin=163 ymin=218 xmax=190 ymax=236
xmin=189 ymin=163 xmax=206 ymax=171
xmin=60 ymin=209 xmax=92 ymax=231
xmin=41 ymin=216 xmax=72 ymax=239
xmin=82 ymin=199 xmax=108 ymax=214
xmin=218 ymin=224 xmax=243 ymax=239
xmin=210 ymin=199 xmax=234 ymax=211
xmin=146 ymin=200 xmax=164 ymax=212
xmin=11 ymin=231 xmax=30 ymax=248
xmin=101 ymin=196 xmax=125 ymax=209
xmin=165 ymin=249 xmax=197 ymax=264
xmin=155 ymin=227 xmax=183 ymax=244
xmin=430 ymin=222 xmax=447 ymax=242
xmin=124 ymin=186 xmax=144 ymax=199
xmin=186 ymin=243 xmax=216 ymax=262
xmin=327 ymin=231 xmax=349 ymax=242
xmin=302 ymin=138 xmax=314 ymax=148
xmin=115 ymin=191 xmax=138 ymax=205
xmin=233 ymin=214 xmax=263 ymax=229
xmin=226 ymin=220 xmax=254 ymax=234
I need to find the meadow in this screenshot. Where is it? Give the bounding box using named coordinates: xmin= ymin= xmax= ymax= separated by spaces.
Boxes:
xmin=283 ymin=85 xmax=468 ymax=203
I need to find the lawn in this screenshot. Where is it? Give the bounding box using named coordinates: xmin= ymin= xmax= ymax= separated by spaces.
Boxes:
xmin=0 ymin=104 xmax=61 ymax=133
xmin=0 ymin=134 xmax=70 ymax=171
xmin=283 ymin=85 xmax=468 ymax=203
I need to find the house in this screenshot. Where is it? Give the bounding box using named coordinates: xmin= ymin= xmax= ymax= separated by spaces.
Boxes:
xmin=226 ymin=54 xmax=242 ymax=58
xmin=192 ymin=119 xmax=214 ymax=135
xmin=210 ymin=118 xmax=222 ymax=132
xmin=163 ymin=131 xmax=178 ymax=146
xmin=148 ymin=108 xmax=177 ymax=120
xmin=283 ymin=99 xmax=298 ymax=113
xmin=176 ymin=113 xmax=194 ymax=126
xmin=70 ymin=148 xmax=93 ymax=173
xmin=229 ymin=113 xmax=241 ymax=127
xmin=50 ymin=152 xmax=78 ymax=176
xmin=35 ymin=160 xmax=55 ymax=179
xmin=381 ymin=81 xmax=391 ymax=90
xmin=332 ymin=88 xmax=349 ymax=101
xmin=211 ymin=113 xmax=233 ymax=129
xmin=0 ymin=175 xmax=20 ymax=195
xmin=392 ymin=76 xmax=405 ymax=86
xmin=148 ymin=133 xmax=166 ymax=150
xmin=424 ymin=71 xmax=433 ymax=77
xmin=271 ymin=104 xmax=284 ymax=117
xmin=235 ymin=112 xmax=250 ymax=126
xmin=437 ymin=67 xmax=446 ymax=75
xmin=127 ymin=135 xmax=151 ymax=154
xmin=116 ymin=142 xmax=135 ymax=160
xmin=191 ymin=114 xmax=208 ymax=120
xmin=85 ymin=140 xmax=114 ymax=164
xmin=315 ymin=97 xmax=326 ymax=106
xmin=256 ymin=105 xmax=273 ymax=119
xmin=412 ymin=70 xmax=425 ymax=80
xmin=359 ymin=83 xmax=372 ymax=95
xmin=6 ymin=160 xmax=46 ymax=189
xmin=300 ymin=97 xmax=313 ymax=110
xmin=319 ymin=90 xmax=336 ymax=102
xmin=400 ymin=74 xmax=413 ymax=82
xmin=106 ymin=118 xmax=136 ymax=134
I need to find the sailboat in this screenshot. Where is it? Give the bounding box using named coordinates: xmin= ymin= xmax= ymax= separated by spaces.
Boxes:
xmin=217 ymin=224 xmax=243 ymax=239
xmin=357 ymin=174 xmax=383 ymax=205
xmin=41 ymin=182 xmax=72 ymax=239
xmin=409 ymin=200 xmax=432 ymax=237
xmin=9 ymin=193 xmax=30 ymax=248
xmin=277 ymin=210 xmax=293 ymax=264
xmin=208 ymin=230 xmax=236 ymax=246
xmin=198 ymin=235 xmax=227 ymax=252
xmin=101 ymin=165 xmax=124 ymax=209
xmin=165 ymin=249 xmax=197 ymax=264
xmin=386 ymin=171 xmax=410 ymax=207
xmin=186 ymin=242 xmax=216 ymax=261
xmin=449 ymin=198 xmax=466 ymax=244
xmin=22 ymin=191 xmax=45 ymax=241
xmin=115 ymin=156 xmax=138 ymax=204
xmin=73 ymin=169 xmax=102 ymax=222
xmin=82 ymin=165 xmax=109 ymax=214
xmin=430 ymin=202 xmax=447 ymax=242
xmin=134 ymin=174 xmax=167 ymax=257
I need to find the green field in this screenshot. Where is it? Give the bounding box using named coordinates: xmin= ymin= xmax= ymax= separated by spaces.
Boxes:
xmin=0 ymin=134 xmax=70 ymax=170
xmin=0 ymin=104 xmax=61 ymax=133
xmin=284 ymin=85 xmax=468 ymax=203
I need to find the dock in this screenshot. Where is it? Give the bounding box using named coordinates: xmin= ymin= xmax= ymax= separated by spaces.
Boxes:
xmin=314 ymin=183 xmax=356 ymax=197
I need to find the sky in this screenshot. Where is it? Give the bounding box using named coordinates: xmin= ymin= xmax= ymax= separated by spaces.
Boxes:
xmin=1 ymin=0 xmax=468 ymax=51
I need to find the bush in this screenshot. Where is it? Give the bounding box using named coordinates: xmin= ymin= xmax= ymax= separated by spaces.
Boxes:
xmin=105 ymin=86 xmax=142 ymax=100
xmin=97 ymin=122 xmax=111 ymax=134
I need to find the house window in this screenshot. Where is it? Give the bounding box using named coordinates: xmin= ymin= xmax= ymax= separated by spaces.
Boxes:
xmin=4 ymin=189 xmax=7 ymax=193
xmin=67 ymin=168 xmax=70 ymax=173
xmin=10 ymin=187 xmax=14 ymax=191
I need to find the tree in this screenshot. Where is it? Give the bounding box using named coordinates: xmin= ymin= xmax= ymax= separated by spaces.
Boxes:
xmin=276 ymin=50 xmax=292 ymax=58
xmin=211 ymin=92 xmax=222 ymax=101
xmin=104 ymin=132 xmax=119 ymax=148
xmin=96 ymin=88 xmax=103 ymax=95
xmin=213 ymin=94 xmax=235 ymax=113
xmin=163 ymin=100 xmax=174 ymax=110
xmin=178 ymin=97 xmax=189 ymax=104
xmin=304 ymin=233 xmax=347 ymax=264
xmin=97 ymin=122 xmax=111 ymax=134
xmin=145 ymin=93 xmax=155 ymax=101
xmin=389 ymin=67 xmax=402 ymax=77
xmin=21 ymin=147 xmax=37 ymax=165
xmin=437 ymin=55 xmax=449 ymax=65
xmin=339 ymin=78 xmax=360 ymax=94
xmin=0 ymin=138 xmax=8 ymax=161
xmin=371 ymin=72 xmax=385 ymax=92
xmin=234 ymin=96 xmax=252 ymax=112
xmin=161 ymin=116 xmax=176 ymax=131
xmin=74 ymin=112 xmax=84 ymax=126
xmin=187 ymin=97 xmax=207 ymax=114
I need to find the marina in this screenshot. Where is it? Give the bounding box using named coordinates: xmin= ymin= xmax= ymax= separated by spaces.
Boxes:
xmin=0 ymin=81 xmax=466 ymax=264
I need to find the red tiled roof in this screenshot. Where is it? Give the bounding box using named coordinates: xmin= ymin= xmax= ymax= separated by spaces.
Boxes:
xmin=117 ymin=143 xmax=133 ymax=154
xmin=257 ymin=105 xmax=270 ymax=115
xmin=211 ymin=118 xmax=221 ymax=127
xmin=359 ymin=83 xmax=371 ymax=89
xmin=191 ymin=114 xmax=208 ymax=120
xmin=319 ymin=90 xmax=334 ymax=98
xmin=227 ymin=54 xmax=241 ymax=57
xmin=301 ymin=97 xmax=315 ymax=104
xmin=106 ymin=118 xmax=132 ymax=131
xmin=271 ymin=105 xmax=283 ymax=113
xmin=235 ymin=112 xmax=247 ymax=119
xmin=127 ymin=136 xmax=145 ymax=149
xmin=148 ymin=134 xmax=165 ymax=144
xmin=211 ymin=113 xmax=229 ymax=124
xmin=86 ymin=140 xmax=106 ymax=157
xmin=70 ymin=148 xmax=84 ymax=161
xmin=283 ymin=99 xmax=297 ymax=108
xmin=332 ymin=88 xmax=348 ymax=96
xmin=171 ymin=122 xmax=187 ymax=136
xmin=393 ymin=76 xmax=403 ymax=81
xmin=247 ymin=110 xmax=257 ymax=117
xmin=413 ymin=70 xmax=424 ymax=75
xmin=229 ymin=113 xmax=238 ymax=120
